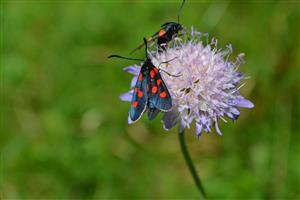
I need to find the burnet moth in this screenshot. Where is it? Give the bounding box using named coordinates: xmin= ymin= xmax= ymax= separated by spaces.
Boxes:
xmin=131 ymin=0 xmax=186 ymax=54
xmin=108 ymin=38 xmax=177 ymax=122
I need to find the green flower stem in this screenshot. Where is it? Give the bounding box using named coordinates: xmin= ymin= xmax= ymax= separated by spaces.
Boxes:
xmin=179 ymin=130 xmax=207 ymax=199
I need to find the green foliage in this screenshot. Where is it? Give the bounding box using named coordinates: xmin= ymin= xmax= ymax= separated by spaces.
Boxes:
xmin=1 ymin=0 xmax=299 ymax=199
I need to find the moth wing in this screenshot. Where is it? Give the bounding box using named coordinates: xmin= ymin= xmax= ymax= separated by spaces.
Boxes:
xmin=147 ymin=101 xmax=160 ymax=120
xmin=148 ymin=67 xmax=172 ymax=112
xmin=129 ymin=72 xmax=148 ymax=122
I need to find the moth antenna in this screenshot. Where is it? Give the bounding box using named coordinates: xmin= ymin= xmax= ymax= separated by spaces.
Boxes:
xmin=159 ymin=68 xmax=182 ymax=77
xmin=108 ymin=55 xmax=143 ymax=61
xmin=143 ymin=38 xmax=148 ymax=59
xmin=177 ymin=0 xmax=186 ymax=23
xmin=157 ymin=57 xmax=177 ymax=68
xmin=160 ymin=57 xmax=177 ymax=64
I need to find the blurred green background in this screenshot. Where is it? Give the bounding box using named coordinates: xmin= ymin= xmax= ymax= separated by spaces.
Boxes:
xmin=1 ymin=0 xmax=299 ymax=199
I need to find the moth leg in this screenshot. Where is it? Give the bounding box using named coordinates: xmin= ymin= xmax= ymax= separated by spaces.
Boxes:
xmin=158 ymin=68 xmax=182 ymax=77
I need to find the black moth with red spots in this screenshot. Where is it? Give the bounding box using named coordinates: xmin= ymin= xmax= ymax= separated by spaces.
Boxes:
xmin=130 ymin=0 xmax=186 ymax=54
xmin=108 ymin=38 xmax=173 ymax=123
xmin=129 ymin=58 xmax=172 ymax=122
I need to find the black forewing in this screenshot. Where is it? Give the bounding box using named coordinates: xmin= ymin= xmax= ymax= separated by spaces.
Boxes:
xmin=129 ymin=70 xmax=148 ymax=122
xmin=147 ymin=66 xmax=172 ymax=112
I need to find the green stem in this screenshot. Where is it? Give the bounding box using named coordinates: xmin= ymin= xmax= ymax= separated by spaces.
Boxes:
xmin=179 ymin=130 xmax=207 ymax=199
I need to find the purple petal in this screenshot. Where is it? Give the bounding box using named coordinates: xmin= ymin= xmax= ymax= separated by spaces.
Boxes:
xmin=226 ymin=112 xmax=239 ymax=121
xmin=204 ymin=125 xmax=211 ymax=133
xmin=130 ymin=76 xmax=138 ymax=88
xmin=124 ymin=65 xmax=140 ymax=75
xmin=214 ymin=121 xmax=222 ymax=136
xmin=236 ymin=96 xmax=254 ymax=108
xmin=120 ymin=91 xmax=133 ymax=102
xmin=200 ymin=115 xmax=211 ymax=133
xmin=196 ymin=122 xmax=202 ymax=137
xmin=230 ymin=107 xmax=240 ymax=115
xmin=128 ymin=113 xmax=133 ymax=124
xmin=226 ymin=112 xmax=233 ymax=119
xmin=162 ymin=109 xmax=179 ymax=130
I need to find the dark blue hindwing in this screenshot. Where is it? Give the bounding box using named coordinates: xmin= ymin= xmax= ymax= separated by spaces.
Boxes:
xmin=147 ymin=101 xmax=160 ymax=120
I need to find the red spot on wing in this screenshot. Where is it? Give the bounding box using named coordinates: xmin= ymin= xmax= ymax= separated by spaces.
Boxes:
xmin=159 ymin=91 xmax=167 ymax=98
xmin=158 ymin=29 xmax=166 ymax=37
xmin=132 ymin=101 xmax=138 ymax=108
xmin=138 ymin=91 xmax=143 ymax=98
xmin=150 ymin=70 xmax=155 ymax=78
xmin=152 ymin=86 xmax=158 ymax=94
xmin=153 ymin=68 xmax=158 ymax=73
xmin=146 ymin=84 xmax=149 ymax=91
xmin=134 ymin=88 xmax=138 ymax=92
xmin=139 ymin=74 xmax=143 ymax=81
xmin=156 ymin=79 xmax=162 ymax=86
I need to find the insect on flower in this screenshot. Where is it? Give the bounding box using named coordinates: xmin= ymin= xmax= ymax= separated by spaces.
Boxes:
xmin=130 ymin=0 xmax=186 ymax=54
xmin=122 ymin=28 xmax=254 ymax=137
xmin=109 ymin=38 xmax=178 ymax=123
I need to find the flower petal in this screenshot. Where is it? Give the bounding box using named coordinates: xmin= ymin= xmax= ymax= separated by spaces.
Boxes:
xmin=200 ymin=115 xmax=211 ymax=133
xmin=226 ymin=112 xmax=239 ymax=121
xmin=120 ymin=91 xmax=133 ymax=102
xmin=214 ymin=120 xmax=222 ymax=136
xmin=130 ymin=76 xmax=138 ymax=88
xmin=236 ymin=96 xmax=254 ymax=108
xmin=128 ymin=113 xmax=133 ymax=124
xmin=196 ymin=122 xmax=202 ymax=137
xmin=230 ymin=107 xmax=240 ymax=115
xmin=162 ymin=109 xmax=179 ymax=130
xmin=124 ymin=65 xmax=140 ymax=75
